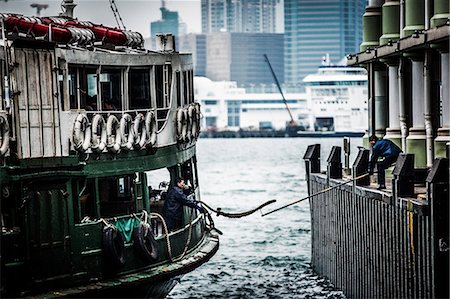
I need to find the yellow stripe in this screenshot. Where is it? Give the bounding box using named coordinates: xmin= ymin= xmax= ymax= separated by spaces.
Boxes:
xmin=408 ymin=211 xmax=415 ymax=256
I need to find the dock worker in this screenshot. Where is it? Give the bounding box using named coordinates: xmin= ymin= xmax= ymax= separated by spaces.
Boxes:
xmin=162 ymin=177 xmax=205 ymax=231
xmin=368 ymin=135 xmax=402 ymax=190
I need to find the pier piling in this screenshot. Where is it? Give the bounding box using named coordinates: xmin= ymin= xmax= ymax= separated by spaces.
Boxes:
xmin=305 ymin=145 xmax=449 ymax=298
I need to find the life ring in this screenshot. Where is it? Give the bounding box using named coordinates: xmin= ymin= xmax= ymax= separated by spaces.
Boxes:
xmin=72 ymin=114 xmax=91 ymax=152
xmin=194 ymin=102 xmax=201 ymax=138
xmin=176 ymin=107 xmax=186 ymax=143
xmin=119 ymin=113 xmax=134 ymax=150
xmin=0 ymin=115 xmax=10 ymax=156
xmin=91 ymin=114 xmax=107 ymax=153
xmin=133 ymin=113 xmax=147 ymax=150
xmin=145 ymin=111 xmax=157 ymax=148
xmin=182 ymin=107 xmax=190 ymax=143
xmin=103 ymin=226 xmax=126 ymax=268
xmin=188 ymin=104 xmax=196 ymax=142
xmin=133 ymin=222 xmax=158 ymax=263
xmin=106 ymin=115 xmax=121 ymax=154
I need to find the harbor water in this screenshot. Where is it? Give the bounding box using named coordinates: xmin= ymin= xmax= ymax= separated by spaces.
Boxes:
xmin=168 ymin=137 xmax=363 ymax=299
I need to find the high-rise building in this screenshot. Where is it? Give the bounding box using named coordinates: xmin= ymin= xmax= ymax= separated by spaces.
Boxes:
xmin=178 ymin=34 xmax=207 ymax=77
xmin=284 ymin=0 xmax=366 ymax=87
xmin=206 ymin=32 xmax=283 ymax=86
xmin=150 ymin=5 xmax=179 ymax=40
xmin=201 ymin=0 xmax=277 ymax=33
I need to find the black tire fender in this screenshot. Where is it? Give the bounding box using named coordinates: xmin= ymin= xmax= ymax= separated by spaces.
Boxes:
xmin=102 ymin=226 xmax=126 ymax=268
xmin=133 ymin=222 xmax=158 ymax=262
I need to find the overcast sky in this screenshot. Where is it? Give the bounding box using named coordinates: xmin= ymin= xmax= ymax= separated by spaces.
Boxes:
xmin=1 ymin=0 xmax=284 ymax=38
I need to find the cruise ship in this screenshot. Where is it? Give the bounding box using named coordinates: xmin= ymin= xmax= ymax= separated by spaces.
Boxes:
xmin=195 ymin=62 xmax=368 ymax=138
xmin=302 ymin=62 xmax=368 ymax=137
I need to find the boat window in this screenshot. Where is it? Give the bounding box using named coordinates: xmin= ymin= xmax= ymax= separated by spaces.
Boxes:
xmin=129 ymin=68 xmax=151 ymax=110
xmin=176 ymin=71 xmax=181 ymax=107
xmin=146 ymin=167 xmax=175 ymax=202
xmin=68 ymin=66 xmax=78 ymax=109
xmin=0 ymin=59 xmax=4 ymax=110
xmin=155 ymin=64 xmax=172 ymax=130
xmin=100 ymin=68 xmax=122 ymax=111
xmin=155 ymin=65 xmax=164 ymax=108
xmin=66 ymin=65 xmax=98 ymax=111
xmin=155 ymin=64 xmax=172 ymax=109
xmin=74 ymin=179 xmax=97 ymax=223
xmin=180 ymin=157 xmax=198 ymax=190
xmin=183 ymin=71 xmax=188 ymax=106
xmin=98 ymin=175 xmax=135 ymax=217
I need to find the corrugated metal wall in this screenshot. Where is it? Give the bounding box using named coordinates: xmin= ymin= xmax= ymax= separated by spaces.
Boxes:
xmin=309 ymin=175 xmax=432 ymax=298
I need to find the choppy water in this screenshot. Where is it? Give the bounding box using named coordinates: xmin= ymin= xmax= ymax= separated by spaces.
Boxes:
xmin=168 ymin=137 xmax=362 ymax=299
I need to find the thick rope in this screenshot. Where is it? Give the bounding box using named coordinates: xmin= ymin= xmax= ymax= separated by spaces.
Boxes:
xmin=199 ymin=200 xmax=277 ymax=218
xmin=261 ymin=173 xmax=370 ymax=217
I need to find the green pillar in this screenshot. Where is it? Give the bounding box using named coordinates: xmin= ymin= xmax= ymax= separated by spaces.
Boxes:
xmin=430 ymin=0 xmax=450 ymax=28
xmin=360 ymin=5 xmax=382 ymax=52
xmin=380 ymin=0 xmax=400 ymax=45
xmin=435 ymin=51 xmax=450 ymax=157
xmin=383 ymin=59 xmax=402 ymax=148
xmin=403 ymin=0 xmax=425 ymax=37
xmin=406 ymin=55 xmax=427 ymax=168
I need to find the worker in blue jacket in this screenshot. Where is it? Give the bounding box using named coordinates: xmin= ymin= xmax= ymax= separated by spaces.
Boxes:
xmin=368 ymin=135 xmax=402 ymax=190
xmin=163 ymin=177 xmax=204 ymax=231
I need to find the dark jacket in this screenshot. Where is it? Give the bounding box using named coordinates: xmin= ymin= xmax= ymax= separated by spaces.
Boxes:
xmin=163 ymin=186 xmax=200 ymax=223
xmin=368 ymin=139 xmax=402 ymax=172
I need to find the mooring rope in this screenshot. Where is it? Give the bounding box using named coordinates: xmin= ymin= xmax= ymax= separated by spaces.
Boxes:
xmin=199 ymin=199 xmax=277 ymax=218
xmin=261 ymin=173 xmax=370 ymax=217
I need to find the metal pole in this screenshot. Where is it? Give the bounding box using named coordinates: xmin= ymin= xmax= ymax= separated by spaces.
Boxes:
xmin=263 ymin=54 xmax=294 ymax=124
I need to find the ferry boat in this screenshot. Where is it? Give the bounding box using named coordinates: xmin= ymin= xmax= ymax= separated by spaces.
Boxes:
xmin=302 ymin=61 xmax=368 ymax=138
xmin=0 ymin=3 xmax=219 ymax=298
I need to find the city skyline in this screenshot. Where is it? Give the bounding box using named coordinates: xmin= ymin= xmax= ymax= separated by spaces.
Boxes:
xmin=0 ymin=0 xmax=285 ymax=38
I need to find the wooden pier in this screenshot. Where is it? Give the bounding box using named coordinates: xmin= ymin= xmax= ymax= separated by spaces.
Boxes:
xmin=304 ymin=144 xmax=449 ymax=299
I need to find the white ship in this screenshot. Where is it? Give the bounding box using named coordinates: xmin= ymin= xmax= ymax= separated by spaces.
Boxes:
xmin=302 ymin=60 xmax=368 ymax=137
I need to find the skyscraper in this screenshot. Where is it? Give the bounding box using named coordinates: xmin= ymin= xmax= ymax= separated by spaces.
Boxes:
xmin=201 ymin=0 xmax=277 ymax=33
xmin=150 ymin=5 xmax=179 ymax=38
xmin=284 ymin=0 xmax=366 ymax=87
xmin=206 ymin=32 xmax=283 ymax=86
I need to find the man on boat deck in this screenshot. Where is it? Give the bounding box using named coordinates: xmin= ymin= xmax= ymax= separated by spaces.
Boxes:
xmin=163 ymin=177 xmax=205 ymax=231
xmin=368 ymin=135 xmax=402 ymax=190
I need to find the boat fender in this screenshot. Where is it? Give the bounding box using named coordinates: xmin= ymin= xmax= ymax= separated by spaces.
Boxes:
xmin=119 ymin=113 xmax=134 ymax=150
xmin=133 ymin=222 xmax=158 ymax=262
xmin=182 ymin=107 xmax=190 ymax=143
xmin=176 ymin=107 xmax=186 ymax=142
xmin=91 ymin=114 xmax=107 ymax=153
xmin=188 ymin=104 xmax=196 ymax=142
xmin=72 ymin=114 xmax=91 ymax=152
xmin=102 ymin=226 xmax=126 ymax=268
xmin=133 ymin=113 xmax=147 ymax=150
xmin=145 ymin=111 xmax=157 ymax=148
xmin=106 ymin=115 xmax=121 ymax=154
xmin=0 ymin=115 xmax=10 ymax=156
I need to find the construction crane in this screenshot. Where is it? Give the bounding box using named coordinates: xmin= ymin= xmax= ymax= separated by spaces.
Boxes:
xmin=30 ymin=3 xmax=49 ymax=16
xmin=263 ymin=54 xmax=302 ymax=137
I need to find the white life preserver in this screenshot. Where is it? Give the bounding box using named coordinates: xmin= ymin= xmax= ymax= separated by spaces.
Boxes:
xmin=133 ymin=113 xmax=147 ymax=150
xmin=0 ymin=115 xmax=10 ymax=156
xmin=188 ymin=104 xmax=196 ymax=142
xmin=183 ymin=107 xmax=190 ymax=143
xmin=194 ymin=102 xmax=201 ymax=138
xmin=72 ymin=114 xmax=91 ymax=152
xmin=91 ymin=114 xmax=107 ymax=153
xmin=119 ymin=113 xmax=134 ymax=150
xmin=106 ymin=115 xmax=121 ymax=154
xmin=176 ymin=107 xmax=186 ymax=142
xmin=145 ymin=110 xmax=157 ymax=148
